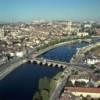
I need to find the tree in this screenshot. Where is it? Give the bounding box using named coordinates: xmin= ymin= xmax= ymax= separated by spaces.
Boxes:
xmin=90 ymin=65 xmax=96 ymax=69
xmin=74 ymin=81 xmax=86 ymax=87
xmin=87 ymin=95 xmax=91 ymax=100
xmin=39 ymin=78 xmax=44 ymax=90
xmin=40 ymin=90 xmax=49 ymax=100
xmin=39 ymin=77 xmax=50 ymax=91
xmin=43 ymin=77 xmax=50 ymax=91
xmin=66 ymin=81 xmax=73 ymax=87
xmin=50 ymin=79 xmax=56 ymax=95
xmin=32 ymin=92 xmax=41 ymax=100
xmin=71 ymin=69 xmax=78 ymax=75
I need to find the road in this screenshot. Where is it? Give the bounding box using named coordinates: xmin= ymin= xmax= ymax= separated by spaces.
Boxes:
xmin=49 ymin=64 xmax=94 ymax=100
xmin=50 ymin=73 xmax=70 ymax=100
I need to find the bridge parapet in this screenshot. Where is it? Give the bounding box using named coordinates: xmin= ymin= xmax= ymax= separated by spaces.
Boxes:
xmin=29 ymin=58 xmax=68 ymax=69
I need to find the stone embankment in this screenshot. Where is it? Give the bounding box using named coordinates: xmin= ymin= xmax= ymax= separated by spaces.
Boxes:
xmin=71 ymin=42 xmax=100 ymax=64
xmin=0 ymin=59 xmax=27 ymax=80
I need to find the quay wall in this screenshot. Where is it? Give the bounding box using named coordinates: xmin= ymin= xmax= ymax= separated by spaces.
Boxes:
xmin=71 ymin=42 xmax=100 ymax=64
xmin=0 ymin=59 xmax=27 ymax=80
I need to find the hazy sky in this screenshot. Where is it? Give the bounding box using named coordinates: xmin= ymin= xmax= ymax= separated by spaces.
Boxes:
xmin=0 ymin=0 xmax=100 ymax=22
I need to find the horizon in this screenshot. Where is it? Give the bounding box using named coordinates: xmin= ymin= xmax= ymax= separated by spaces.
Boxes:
xmin=0 ymin=0 xmax=100 ymax=23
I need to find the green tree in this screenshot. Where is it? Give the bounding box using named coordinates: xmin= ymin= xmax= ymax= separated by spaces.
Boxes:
xmin=39 ymin=77 xmax=50 ymax=91
xmin=32 ymin=92 xmax=41 ymax=100
xmin=90 ymin=65 xmax=96 ymax=69
xmin=40 ymin=90 xmax=49 ymax=100
xmin=66 ymin=81 xmax=73 ymax=87
xmin=50 ymin=79 xmax=56 ymax=95
xmin=43 ymin=77 xmax=50 ymax=91
xmin=39 ymin=78 xmax=44 ymax=90
xmin=87 ymin=95 xmax=91 ymax=100
xmin=75 ymin=81 xmax=86 ymax=87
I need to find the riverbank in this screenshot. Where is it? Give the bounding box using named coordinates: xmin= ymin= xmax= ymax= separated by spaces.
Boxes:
xmin=0 ymin=59 xmax=27 ymax=80
xmin=71 ymin=42 xmax=100 ymax=64
xmin=35 ymin=38 xmax=91 ymax=58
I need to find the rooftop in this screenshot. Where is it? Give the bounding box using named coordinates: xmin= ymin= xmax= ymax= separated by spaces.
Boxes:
xmin=64 ymin=87 xmax=100 ymax=93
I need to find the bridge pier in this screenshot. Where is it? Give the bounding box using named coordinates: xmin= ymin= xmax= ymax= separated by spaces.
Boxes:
xmin=33 ymin=60 xmax=37 ymax=64
xmin=29 ymin=58 xmax=67 ymax=69
xmin=47 ymin=63 xmax=52 ymax=67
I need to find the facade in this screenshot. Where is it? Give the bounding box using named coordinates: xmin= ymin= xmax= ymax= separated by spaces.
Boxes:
xmin=84 ymin=24 xmax=92 ymax=28
xmin=69 ymin=72 xmax=90 ymax=85
xmin=77 ymin=32 xmax=89 ymax=37
xmin=15 ymin=50 xmax=26 ymax=57
xmin=0 ymin=56 xmax=8 ymax=65
xmin=64 ymin=87 xmax=100 ymax=99
xmin=0 ymin=27 xmax=4 ymax=40
xmin=85 ymin=57 xmax=100 ymax=65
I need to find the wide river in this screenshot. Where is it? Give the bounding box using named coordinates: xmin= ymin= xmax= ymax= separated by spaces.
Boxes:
xmin=0 ymin=41 xmax=89 ymax=100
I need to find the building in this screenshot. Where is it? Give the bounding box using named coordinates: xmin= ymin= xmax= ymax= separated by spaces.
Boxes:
xmin=84 ymin=24 xmax=92 ymax=28
xmin=95 ymin=28 xmax=100 ymax=35
xmin=90 ymin=75 xmax=100 ymax=87
xmin=0 ymin=56 xmax=8 ymax=65
xmin=85 ymin=57 xmax=100 ymax=65
xmin=0 ymin=27 xmax=4 ymax=40
xmin=69 ymin=72 xmax=90 ymax=85
xmin=77 ymin=32 xmax=89 ymax=37
xmin=64 ymin=87 xmax=100 ymax=99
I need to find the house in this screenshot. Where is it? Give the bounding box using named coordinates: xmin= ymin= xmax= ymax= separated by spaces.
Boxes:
xmin=69 ymin=72 xmax=90 ymax=85
xmin=0 ymin=56 xmax=8 ymax=65
xmin=85 ymin=57 xmax=100 ymax=65
xmin=84 ymin=24 xmax=92 ymax=28
xmin=95 ymin=28 xmax=100 ymax=35
xmin=90 ymin=75 xmax=100 ymax=87
xmin=77 ymin=32 xmax=89 ymax=37
xmin=15 ymin=50 xmax=26 ymax=58
xmin=64 ymin=87 xmax=100 ymax=99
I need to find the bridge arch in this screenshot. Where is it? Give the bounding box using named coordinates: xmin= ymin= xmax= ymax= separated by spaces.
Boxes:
xmin=55 ymin=64 xmax=58 ymax=68
xmin=44 ymin=63 xmax=48 ymax=66
xmin=60 ymin=65 xmax=63 ymax=68
xmin=49 ymin=63 xmax=53 ymax=67
xmin=33 ymin=60 xmax=37 ymax=64
xmin=39 ymin=62 xmax=43 ymax=66
xmin=27 ymin=60 xmax=31 ymax=63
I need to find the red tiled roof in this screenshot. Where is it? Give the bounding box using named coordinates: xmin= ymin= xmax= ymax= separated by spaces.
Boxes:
xmin=64 ymin=87 xmax=100 ymax=93
xmin=96 ymin=28 xmax=100 ymax=34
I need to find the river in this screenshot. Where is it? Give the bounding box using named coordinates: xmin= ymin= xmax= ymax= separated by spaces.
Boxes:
xmin=40 ymin=41 xmax=89 ymax=62
xmin=0 ymin=41 xmax=89 ymax=100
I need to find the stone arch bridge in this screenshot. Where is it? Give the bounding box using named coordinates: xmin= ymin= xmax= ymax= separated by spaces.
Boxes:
xmin=28 ymin=58 xmax=70 ymax=69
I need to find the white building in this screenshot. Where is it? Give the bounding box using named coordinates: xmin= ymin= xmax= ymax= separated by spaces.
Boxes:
xmin=85 ymin=57 xmax=100 ymax=65
xmin=77 ymin=32 xmax=89 ymax=37
xmin=15 ymin=51 xmax=25 ymax=57
xmin=69 ymin=74 xmax=90 ymax=85
xmin=84 ymin=24 xmax=92 ymax=28
xmin=15 ymin=50 xmax=26 ymax=58
xmin=0 ymin=27 xmax=4 ymax=40
xmin=0 ymin=56 xmax=8 ymax=65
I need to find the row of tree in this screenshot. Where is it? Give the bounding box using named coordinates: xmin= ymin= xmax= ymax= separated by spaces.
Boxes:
xmin=66 ymin=80 xmax=87 ymax=87
xmin=32 ymin=77 xmax=56 ymax=100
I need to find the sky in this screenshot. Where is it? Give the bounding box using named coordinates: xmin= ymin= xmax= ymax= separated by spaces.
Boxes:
xmin=0 ymin=0 xmax=100 ymax=22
